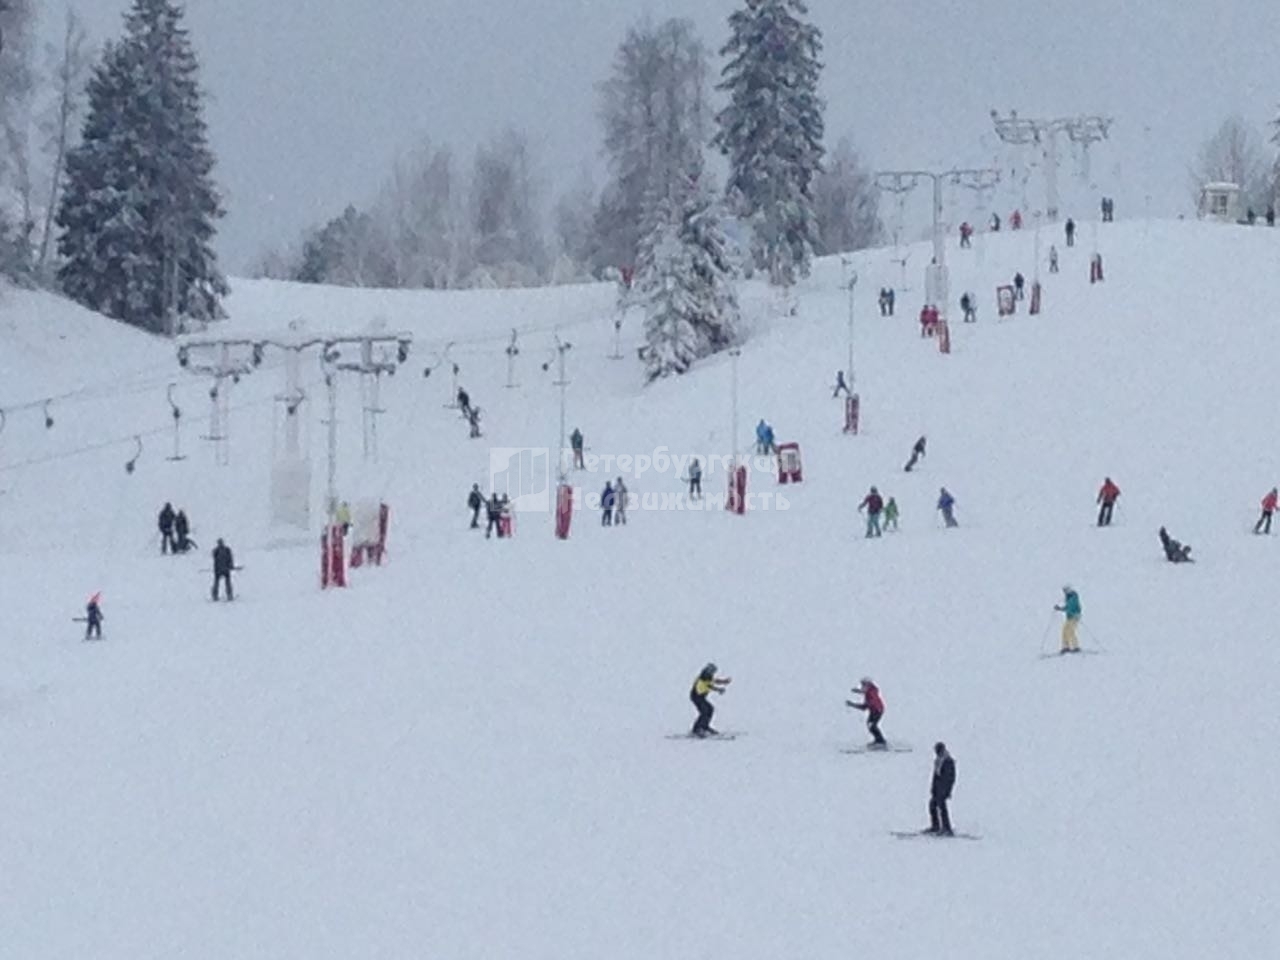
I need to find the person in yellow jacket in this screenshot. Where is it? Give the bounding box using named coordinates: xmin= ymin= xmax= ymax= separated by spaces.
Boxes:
xmin=1054 ymin=585 xmax=1082 ymax=654
xmin=690 ymin=663 xmax=732 ymax=737
xmin=334 ymin=500 xmax=352 ymax=535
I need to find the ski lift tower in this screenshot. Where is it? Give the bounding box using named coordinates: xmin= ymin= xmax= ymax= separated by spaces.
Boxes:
xmin=990 ymin=109 xmax=1113 ymax=223
xmin=176 ymin=338 xmax=263 ymax=465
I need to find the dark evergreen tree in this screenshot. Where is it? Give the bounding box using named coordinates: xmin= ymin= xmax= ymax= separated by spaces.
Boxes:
xmin=56 ymin=0 xmax=226 ymax=333
xmin=713 ymin=0 xmax=825 ymax=287
xmin=636 ymin=159 xmax=739 ymax=382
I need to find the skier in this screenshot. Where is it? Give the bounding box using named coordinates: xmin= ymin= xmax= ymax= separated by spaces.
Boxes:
xmin=485 ymin=493 xmax=502 ymax=539
xmin=1065 ymin=218 xmax=1076 ymax=247
xmin=457 ymin=387 xmax=472 ymax=420
xmin=689 ymin=662 xmax=732 ymax=737
xmin=755 ymin=419 xmax=776 ymax=456
xmin=878 ymin=287 xmax=895 ymax=317
xmin=1096 ymin=477 xmax=1121 ymax=527
xmin=990 ymin=212 xmax=1001 ymax=232
xmin=904 ymin=435 xmax=927 ymax=472
xmin=614 ymin=477 xmax=628 ymax=525
xmin=688 ymin=458 xmax=703 ymax=500
xmin=467 ymin=406 xmax=482 ymax=439
xmin=83 ymin=592 xmax=104 ymax=641
xmin=211 ymin=538 xmax=235 ymax=602
xmin=832 ymin=370 xmax=850 ymax=398
xmin=926 ymin=742 xmax=956 ymax=835
xmin=846 ymin=677 xmax=887 ymax=747
xmin=335 ymin=500 xmax=352 ymax=536
xmin=1048 ymin=244 xmax=1059 ymax=274
xmin=859 ymin=486 xmax=884 ymax=538
xmin=1255 ymin=487 xmax=1278 ymax=535
xmin=1159 ymin=526 xmax=1193 ymax=563
xmin=570 ymin=428 xmax=585 ymax=470
xmin=468 ymin=483 xmax=484 ymax=529
xmin=1054 ymin=584 xmax=1082 ymax=654
xmin=883 ymin=496 xmax=900 ymax=532
xmin=158 ymin=502 xmax=176 ymax=554
xmin=601 ymin=481 xmax=616 ymax=527
xmin=958 ymin=222 xmax=973 ymax=248
xmin=1013 ymin=271 xmax=1026 ymax=300
xmin=498 ymin=494 xmax=513 ymax=538
xmin=937 ymin=487 xmax=958 ymax=527
xmin=960 ymin=291 xmax=976 ymax=323
xmin=174 ymin=509 xmax=193 ymax=553
xmin=1010 ymin=209 xmax=1023 ymax=230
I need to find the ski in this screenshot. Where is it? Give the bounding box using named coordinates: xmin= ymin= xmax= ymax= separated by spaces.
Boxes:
xmin=890 ymin=829 xmax=980 ymax=841
xmin=1037 ymin=649 xmax=1103 ymax=660
xmin=665 ymin=732 xmax=742 ymax=741
xmin=842 ymin=744 xmax=912 ymax=754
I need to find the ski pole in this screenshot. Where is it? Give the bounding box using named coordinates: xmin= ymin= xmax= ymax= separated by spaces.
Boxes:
xmin=1039 ymin=612 xmax=1057 ymax=656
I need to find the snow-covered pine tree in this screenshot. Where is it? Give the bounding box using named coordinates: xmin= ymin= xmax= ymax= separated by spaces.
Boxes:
xmin=713 ymin=0 xmax=825 ymax=287
xmin=56 ymin=0 xmax=226 ymax=334
xmin=637 ymin=162 xmax=739 ymax=382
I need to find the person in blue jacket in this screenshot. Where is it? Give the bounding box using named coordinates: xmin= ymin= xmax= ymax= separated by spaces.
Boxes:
xmin=1054 ymin=585 xmax=1082 ymax=653
xmin=937 ymin=487 xmax=958 ymax=527
xmin=601 ymin=481 xmax=616 ymax=527
xmin=755 ymin=419 xmax=776 ymax=455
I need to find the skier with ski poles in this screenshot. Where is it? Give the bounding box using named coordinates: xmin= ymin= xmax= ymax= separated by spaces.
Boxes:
xmin=468 ymin=483 xmax=484 ymax=529
xmin=846 ymin=677 xmax=887 ymax=748
xmin=211 ymin=538 xmax=236 ymax=601
xmin=1097 ymin=477 xmax=1121 ymax=527
xmin=926 ymin=742 xmax=956 ymax=835
xmin=690 ymin=662 xmax=732 ymax=737
xmin=1054 ymin=585 xmax=1082 ymax=654
xmin=1255 ymin=487 xmax=1277 ymax=534
xmin=80 ymin=592 xmax=104 ymax=640
xmin=883 ymin=497 xmax=900 ymax=532
xmin=859 ymin=486 xmax=884 ymax=538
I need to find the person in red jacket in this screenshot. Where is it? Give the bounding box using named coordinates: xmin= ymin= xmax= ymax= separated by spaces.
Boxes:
xmin=846 ymin=677 xmax=887 ymax=747
xmin=859 ymin=486 xmax=885 ymax=538
xmin=1255 ymin=487 xmax=1278 ymax=535
xmin=1097 ymin=477 xmax=1121 ymax=526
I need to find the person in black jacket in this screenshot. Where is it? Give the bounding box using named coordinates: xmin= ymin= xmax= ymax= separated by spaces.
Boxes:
xmin=174 ymin=509 xmax=193 ymax=553
xmin=485 ymin=494 xmax=502 ymax=539
xmin=927 ymin=741 xmax=956 ymax=835
xmin=212 ymin=538 xmax=235 ymax=601
xmin=158 ymin=502 xmax=176 ymax=554
xmin=904 ymin=435 xmax=926 ymax=472
xmin=468 ymin=484 xmax=484 ymax=529
xmin=1158 ymin=526 xmax=1193 ymax=563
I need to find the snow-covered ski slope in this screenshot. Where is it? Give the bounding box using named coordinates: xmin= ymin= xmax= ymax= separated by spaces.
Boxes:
xmin=1 ymin=219 xmax=1277 ymax=959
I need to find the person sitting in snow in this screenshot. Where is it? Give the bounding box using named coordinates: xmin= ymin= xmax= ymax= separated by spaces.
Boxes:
xmin=1158 ymin=526 xmax=1193 ymax=563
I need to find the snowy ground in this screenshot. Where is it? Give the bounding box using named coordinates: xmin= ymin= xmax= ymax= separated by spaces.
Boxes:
xmin=1 ymin=219 xmax=1278 ymax=958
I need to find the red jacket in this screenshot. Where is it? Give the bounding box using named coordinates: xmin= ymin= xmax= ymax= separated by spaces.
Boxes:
xmin=1263 ymin=491 xmax=1278 ymax=512
xmin=861 ymin=493 xmax=884 ymax=514
xmin=862 ymin=683 xmax=884 ymax=713
xmin=1098 ymin=480 xmax=1120 ymax=504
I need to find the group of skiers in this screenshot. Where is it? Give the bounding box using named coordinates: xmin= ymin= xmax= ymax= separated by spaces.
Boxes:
xmin=600 ymin=478 xmax=629 ymax=526
xmin=691 ymin=667 xmax=959 ymax=835
xmin=469 ymin=484 xmax=514 ymax=539
xmin=157 ymin=502 xmax=195 ymax=554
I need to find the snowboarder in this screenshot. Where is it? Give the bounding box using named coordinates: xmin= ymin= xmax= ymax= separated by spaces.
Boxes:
xmin=846 ymin=677 xmax=887 ymax=747
xmin=468 ymin=484 xmax=484 ymax=529
xmin=904 ymin=435 xmax=927 ymax=472
xmin=688 ymin=458 xmax=703 ymax=500
xmin=485 ymin=493 xmax=502 ymax=539
xmin=937 ymin=487 xmax=958 ymax=527
xmin=755 ymin=419 xmax=776 ymax=456
xmin=158 ymin=502 xmax=176 ymax=554
xmin=457 ymin=387 xmax=472 ymax=420
xmin=927 ymin=742 xmax=956 ymax=835
xmin=1054 ymin=585 xmax=1082 ymax=654
xmin=614 ymin=478 xmax=628 ymax=525
xmin=832 ymin=370 xmax=851 ymax=398
xmin=1013 ymin=271 xmax=1026 ymax=300
xmin=211 ymin=538 xmax=235 ymax=602
xmin=1159 ymin=526 xmax=1193 ymax=563
xmin=958 ymin=221 xmax=973 ymax=248
xmin=601 ymin=481 xmax=616 ymax=527
xmin=859 ymin=486 xmax=885 ymax=538
xmin=960 ymin=292 xmax=976 ymax=323
xmin=1096 ymin=477 xmax=1121 ymax=527
xmin=83 ymin=592 xmax=104 ymax=640
xmin=174 ymin=509 xmax=193 ymax=553
xmin=689 ymin=662 xmax=732 ymax=737
xmin=883 ymin=497 xmax=900 ymax=532
xmin=1065 ymin=218 xmax=1076 ymax=247
xmin=1255 ymin=487 xmax=1278 ymax=535
xmin=570 ymin=428 xmax=585 ymax=470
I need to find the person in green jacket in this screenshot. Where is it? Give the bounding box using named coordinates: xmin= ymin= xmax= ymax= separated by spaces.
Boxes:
xmin=1054 ymin=585 xmax=1082 ymax=653
xmin=883 ymin=497 xmax=900 ymax=532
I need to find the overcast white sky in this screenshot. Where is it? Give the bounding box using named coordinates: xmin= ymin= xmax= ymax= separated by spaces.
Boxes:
xmin=56 ymin=0 xmax=1280 ymax=271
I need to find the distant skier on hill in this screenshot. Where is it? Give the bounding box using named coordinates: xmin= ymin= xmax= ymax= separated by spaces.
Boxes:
xmin=468 ymin=483 xmax=484 ymax=529
xmin=690 ymin=662 xmax=732 ymax=737
xmin=81 ymin=592 xmax=104 ymax=640
xmin=937 ymin=487 xmax=958 ymax=527
xmin=158 ymin=502 xmax=176 ymax=555
xmin=960 ymin=291 xmax=976 ymax=323
xmin=959 ymin=221 xmax=973 ymax=248
xmin=878 ymin=287 xmax=895 ymax=316
xmin=990 ymin=212 xmax=1001 ymax=232
xmin=174 ymin=509 xmax=194 ymax=553
xmin=570 ymin=428 xmax=585 ymax=470
xmin=904 ymin=435 xmax=926 ymax=472
xmin=1048 ymin=244 xmax=1059 ymax=274
xmin=1096 ymin=477 xmax=1121 ymax=526
xmin=755 ymin=419 xmax=776 ymax=456
xmin=1254 ymin=487 xmax=1277 ymax=535
xmin=832 ymin=370 xmax=850 ymax=398
xmin=614 ymin=478 xmax=629 ymax=525
xmin=1054 ymin=585 xmax=1082 ymax=654
xmin=601 ymin=481 xmax=616 ymax=527
xmin=457 ymin=387 xmax=472 ymax=420
xmin=846 ymin=677 xmax=887 ymax=748
xmin=883 ymin=496 xmax=900 ymax=532
xmin=485 ymin=493 xmax=502 ymax=539
xmin=926 ymin=742 xmax=956 ymax=835
xmin=688 ymin=458 xmax=702 ymax=500
xmin=211 ymin=538 xmax=235 ymax=601
xmin=1065 ymin=218 xmax=1076 ymax=247
xmin=1159 ymin=526 xmax=1194 ymax=563
xmin=859 ymin=486 xmax=885 ymax=538
xmin=1013 ymin=272 xmax=1026 ymax=300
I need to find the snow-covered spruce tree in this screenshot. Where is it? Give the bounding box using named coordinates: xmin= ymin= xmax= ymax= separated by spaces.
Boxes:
xmin=56 ymin=0 xmax=226 ymax=334
xmin=713 ymin=0 xmax=825 ymax=287
xmin=636 ymin=163 xmax=739 ymax=382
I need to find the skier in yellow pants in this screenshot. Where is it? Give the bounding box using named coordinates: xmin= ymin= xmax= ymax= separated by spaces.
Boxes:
xmin=1054 ymin=585 xmax=1082 ymax=654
